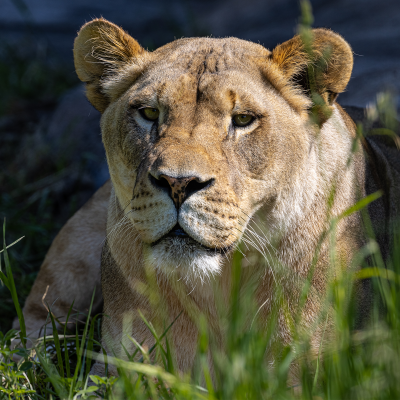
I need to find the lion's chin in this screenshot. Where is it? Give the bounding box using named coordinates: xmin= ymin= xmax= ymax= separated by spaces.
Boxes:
xmin=143 ymin=237 xmax=222 ymax=283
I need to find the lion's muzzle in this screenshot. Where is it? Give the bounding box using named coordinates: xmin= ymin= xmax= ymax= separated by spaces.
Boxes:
xmin=149 ymin=173 xmax=214 ymax=210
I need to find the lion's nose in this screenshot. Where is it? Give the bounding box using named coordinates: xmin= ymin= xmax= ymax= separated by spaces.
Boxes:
xmin=150 ymin=174 xmax=213 ymax=209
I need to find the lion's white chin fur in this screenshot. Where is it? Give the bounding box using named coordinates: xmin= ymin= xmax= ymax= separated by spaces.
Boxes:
xmin=143 ymin=237 xmax=223 ymax=284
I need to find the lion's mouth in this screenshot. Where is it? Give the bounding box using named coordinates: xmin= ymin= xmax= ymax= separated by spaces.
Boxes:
xmin=151 ymin=223 xmax=231 ymax=254
xmin=167 ymin=224 xmax=189 ymax=238
xmin=151 ymin=223 xmax=194 ymax=247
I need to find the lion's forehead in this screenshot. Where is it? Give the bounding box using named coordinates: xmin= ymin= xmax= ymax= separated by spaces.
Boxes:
xmin=120 ymin=38 xmax=283 ymax=115
xmin=153 ymin=37 xmax=270 ymax=71
xmin=132 ymin=71 xmax=266 ymax=115
xmin=130 ymin=64 xmax=269 ymax=118
xmin=140 ymin=38 xmax=267 ymax=90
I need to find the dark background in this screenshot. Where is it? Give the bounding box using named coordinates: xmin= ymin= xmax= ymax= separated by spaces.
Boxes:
xmin=0 ymin=0 xmax=399 ymax=330
xmin=2 ymin=0 xmax=400 ymax=107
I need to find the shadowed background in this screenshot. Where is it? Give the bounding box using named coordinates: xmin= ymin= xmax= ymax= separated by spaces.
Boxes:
xmin=0 ymin=0 xmax=399 ymax=330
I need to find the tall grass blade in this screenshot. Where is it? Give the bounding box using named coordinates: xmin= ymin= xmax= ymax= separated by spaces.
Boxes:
xmin=63 ymin=301 xmax=75 ymax=379
xmin=69 ymin=288 xmax=96 ymax=396
xmin=47 ymin=304 xmax=65 ymax=378
xmin=2 ymin=219 xmax=27 ymax=348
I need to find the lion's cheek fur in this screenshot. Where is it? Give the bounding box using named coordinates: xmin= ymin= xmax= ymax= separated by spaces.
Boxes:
xmin=101 ymin=104 xmax=138 ymax=211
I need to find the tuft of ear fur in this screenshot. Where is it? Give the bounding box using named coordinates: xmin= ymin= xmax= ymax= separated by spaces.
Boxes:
xmin=271 ymin=28 xmax=353 ymax=121
xmin=73 ymin=18 xmax=146 ymax=112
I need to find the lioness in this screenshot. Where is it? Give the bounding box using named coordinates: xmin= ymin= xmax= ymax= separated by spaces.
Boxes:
xmin=14 ymin=19 xmax=400 ymax=378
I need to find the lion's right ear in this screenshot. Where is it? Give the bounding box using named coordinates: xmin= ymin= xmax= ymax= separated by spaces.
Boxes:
xmin=271 ymin=29 xmax=353 ymax=103
xmin=73 ymin=18 xmax=146 ymax=113
xmin=269 ymin=28 xmax=353 ymax=124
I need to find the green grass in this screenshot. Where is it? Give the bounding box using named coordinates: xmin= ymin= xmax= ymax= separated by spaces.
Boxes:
xmin=1 ymin=211 xmax=400 ymax=399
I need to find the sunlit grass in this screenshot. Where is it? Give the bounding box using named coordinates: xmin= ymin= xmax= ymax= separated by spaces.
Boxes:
xmin=1 ymin=207 xmax=400 ymax=399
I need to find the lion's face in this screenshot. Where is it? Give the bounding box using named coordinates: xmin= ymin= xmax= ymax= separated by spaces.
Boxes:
xmin=101 ymin=38 xmax=311 ymax=278
xmin=74 ymin=20 xmax=353 ymax=280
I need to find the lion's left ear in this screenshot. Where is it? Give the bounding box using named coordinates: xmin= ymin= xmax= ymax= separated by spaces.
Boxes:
xmin=271 ymin=28 xmax=353 ymax=107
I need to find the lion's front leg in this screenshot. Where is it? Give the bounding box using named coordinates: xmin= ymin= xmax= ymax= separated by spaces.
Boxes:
xmin=12 ymin=180 xmax=111 ymax=346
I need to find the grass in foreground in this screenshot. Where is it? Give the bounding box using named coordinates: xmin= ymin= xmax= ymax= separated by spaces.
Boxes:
xmin=1 ymin=213 xmax=400 ymax=400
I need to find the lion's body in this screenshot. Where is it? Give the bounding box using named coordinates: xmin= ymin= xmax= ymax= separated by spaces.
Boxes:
xmin=13 ymin=19 xmax=400 ymax=379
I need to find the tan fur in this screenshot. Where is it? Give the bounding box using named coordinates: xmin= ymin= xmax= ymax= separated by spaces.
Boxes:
xmin=17 ymin=19 xmax=370 ymax=379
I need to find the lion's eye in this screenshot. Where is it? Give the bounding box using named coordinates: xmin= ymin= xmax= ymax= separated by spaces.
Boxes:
xmin=139 ymin=107 xmax=159 ymax=121
xmin=232 ymin=114 xmax=254 ymax=127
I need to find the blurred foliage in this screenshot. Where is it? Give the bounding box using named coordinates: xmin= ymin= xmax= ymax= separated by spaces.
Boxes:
xmin=0 ymin=35 xmax=78 ymax=331
xmin=0 ymin=39 xmax=76 ymax=116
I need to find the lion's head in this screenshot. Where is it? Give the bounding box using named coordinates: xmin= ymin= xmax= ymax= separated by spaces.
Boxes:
xmin=73 ymin=19 xmax=353 ymax=281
